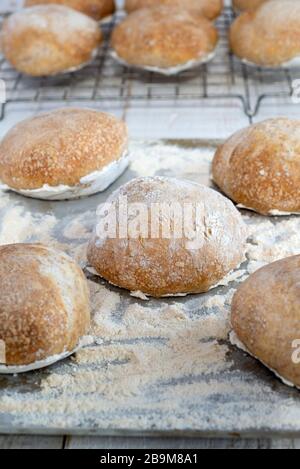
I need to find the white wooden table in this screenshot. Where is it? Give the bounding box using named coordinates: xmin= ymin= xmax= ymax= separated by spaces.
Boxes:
xmin=0 ymin=0 xmax=300 ymax=450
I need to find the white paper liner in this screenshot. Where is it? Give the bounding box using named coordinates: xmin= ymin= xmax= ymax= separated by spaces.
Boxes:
xmin=130 ymin=290 xmax=150 ymax=301
xmin=240 ymin=55 xmax=300 ymax=70
xmin=111 ymin=49 xmax=217 ymax=76
xmin=0 ymin=152 xmax=129 ymax=201
xmin=268 ymin=209 xmax=300 ymax=216
xmin=230 ymin=330 xmax=299 ymax=390
xmin=233 ymin=7 xmax=241 ymax=15
xmin=237 ymin=204 xmax=300 ymax=217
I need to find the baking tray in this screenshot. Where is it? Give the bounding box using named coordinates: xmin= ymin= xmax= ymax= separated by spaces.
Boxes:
xmin=0 ymin=139 xmax=300 ymax=438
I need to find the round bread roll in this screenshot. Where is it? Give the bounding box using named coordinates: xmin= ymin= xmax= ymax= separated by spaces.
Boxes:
xmin=212 ymin=118 xmax=300 ymax=216
xmin=24 ymin=0 xmax=115 ymax=21
xmin=0 ymin=244 xmax=90 ymax=372
xmin=0 ymin=108 xmax=129 ymax=200
xmin=111 ymin=6 xmax=218 ymax=74
xmin=230 ymin=0 xmax=300 ymax=67
xmin=87 ymin=176 xmax=247 ymax=298
xmin=232 ymin=0 xmax=269 ymax=12
xmin=231 ymin=255 xmax=300 ymax=389
xmin=125 ymin=0 xmax=223 ymax=20
xmin=0 ymin=5 xmax=102 ymax=76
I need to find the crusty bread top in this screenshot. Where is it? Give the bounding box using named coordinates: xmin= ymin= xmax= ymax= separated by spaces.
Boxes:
xmin=0 ymin=108 xmax=128 ymax=190
xmin=2 ymin=5 xmax=101 ymax=47
xmin=212 ymin=118 xmax=300 ymax=215
xmin=0 ymin=244 xmax=90 ymax=366
xmin=112 ymin=6 xmax=218 ymax=69
xmin=88 ymin=176 xmax=247 ymax=297
xmin=230 ymin=0 xmax=300 ymax=66
xmin=125 ymin=0 xmax=223 ymax=20
xmin=231 ymin=255 xmax=300 ymax=387
xmin=233 ymin=0 xmax=269 ymax=12
xmin=24 ymin=0 xmax=115 ymax=20
xmin=1 ymin=5 xmax=102 ymax=76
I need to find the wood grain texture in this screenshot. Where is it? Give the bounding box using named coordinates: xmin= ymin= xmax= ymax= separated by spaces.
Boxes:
xmin=0 ymin=434 xmax=64 ymax=449
xmin=1 ymin=435 xmax=300 ymax=449
xmin=63 ymin=436 xmax=300 ymax=449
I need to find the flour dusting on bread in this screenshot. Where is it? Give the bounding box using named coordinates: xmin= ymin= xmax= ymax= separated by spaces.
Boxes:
xmin=1 ymin=5 xmax=102 ymax=76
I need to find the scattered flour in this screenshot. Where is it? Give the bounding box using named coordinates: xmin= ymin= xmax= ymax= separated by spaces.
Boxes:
xmin=0 ymin=140 xmax=299 ymax=434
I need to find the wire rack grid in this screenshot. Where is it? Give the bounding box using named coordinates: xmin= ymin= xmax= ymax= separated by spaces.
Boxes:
xmin=0 ymin=6 xmax=299 ymax=121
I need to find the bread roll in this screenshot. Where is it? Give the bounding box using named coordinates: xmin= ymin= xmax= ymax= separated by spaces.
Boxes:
xmin=125 ymin=0 xmax=223 ymax=20
xmin=1 ymin=5 xmax=102 ymax=76
xmin=0 ymin=244 xmax=90 ymax=372
xmin=231 ymin=255 xmax=300 ymax=389
xmin=24 ymin=0 xmax=115 ymax=21
xmin=212 ymin=118 xmax=300 ymax=216
xmin=111 ymin=6 xmax=218 ymax=74
xmin=232 ymin=0 xmax=269 ymax=12
xmin=230 ymin=0 xmax=300 ymax=67
xmin=87 ymin=176 xmax=247 ymax=298
xmin=0 ymin=108 xmax=129 ymax=200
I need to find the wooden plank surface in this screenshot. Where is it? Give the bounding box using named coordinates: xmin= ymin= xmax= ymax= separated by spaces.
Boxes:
xmin=1 ymin=435 xmax=300 ymax=449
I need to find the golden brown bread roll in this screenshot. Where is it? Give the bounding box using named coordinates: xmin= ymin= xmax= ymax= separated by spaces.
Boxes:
xmin=125 ymin=0 xmax=223 ymax=20
xmin=0 ymin=108 xmax=129 ymax=200
xmin=232 ymin=0 xmax=269 ymax=12
xmin=1 ymin=5 xmax=102 ymax=76
xmin=87 ymin=176 xmax=247 ymax=298
xmin=231 ymin=255 xmax=300 ymax=389
xmin=212 ymin=118 xmax=300 ymax=216
xmin=230 ymin=0 xmax=300 ymax=67
xmin=24 ymin=0 xmax=115 ymax=21
xmin=0 ymin=244 xmax=90 ymax=372
xmin=111 ymin=6 xmax=218 ymax=74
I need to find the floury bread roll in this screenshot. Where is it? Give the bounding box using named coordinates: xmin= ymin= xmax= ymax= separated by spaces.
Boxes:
xmin=230 ymin=0 xmax=300 ymax=67
xmin=0 ymin=5 xmax=102 ymax=76
xmin=232 ymin=0 xmax=269 ymax=12
xmin=0 ymin=244 xmax=90 ymax=373
xmin=125 ymin=0 xmax=223 ymax=20
xmin=24 ymin=0 xmax=116 ymax=21
xmin=0 ymin=108 xmax=129 ymax=200
xmin=212 ymin=118 xmax=300 ymax=216
xmin=87 ymin=177 xmax=247 ymax=298
xmin=231 ymin=255 xmax=300 ymax=389
xmin=111 ymin=7 xmax=218 ymax=75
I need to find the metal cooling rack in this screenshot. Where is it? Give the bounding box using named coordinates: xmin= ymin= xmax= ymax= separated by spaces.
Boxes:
xmin=0 ymin=6 xmax=299 ymax=121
